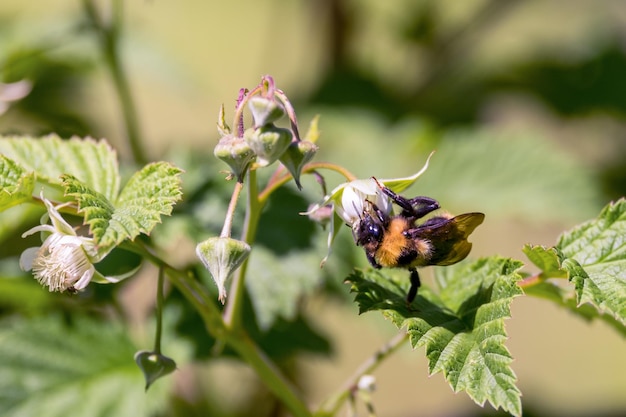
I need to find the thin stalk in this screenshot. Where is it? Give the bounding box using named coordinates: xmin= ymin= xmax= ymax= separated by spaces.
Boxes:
xmin=223 ymin=169 xmax=261 ymax=329
xmin=83 ymin=0 xmax=147 ymax=164
xmin=221 ymin=180 xmax=244 ymax=238
xmin=259 ymin=161 xmax=357 ymax=203
xmin=127 ymin=240 xmax=311 ymax=417
xmin=315 ymin=331 xmax=409 ymax=416
xmin=153 ymin=267 xmax=165 ymax=354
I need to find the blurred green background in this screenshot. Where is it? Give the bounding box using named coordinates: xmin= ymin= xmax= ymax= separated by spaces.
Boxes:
xmin=1 ymin=1 xmax=625 ymax=416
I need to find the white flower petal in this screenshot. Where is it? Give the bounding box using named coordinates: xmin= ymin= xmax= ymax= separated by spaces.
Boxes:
xmin=19 ymin=247 xmax=40 ymax=271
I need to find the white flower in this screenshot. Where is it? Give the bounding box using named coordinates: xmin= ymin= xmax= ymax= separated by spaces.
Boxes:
xmin=304 ymin=151 xmax=435 ymax=266
xmin=335 ymin=178 xmax=392 ymax=227
xmin=19 ymin=195 xmax=100 ymax=292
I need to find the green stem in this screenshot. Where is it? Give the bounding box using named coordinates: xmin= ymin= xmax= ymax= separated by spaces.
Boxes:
xmin=83 ymin=0 xmax=147 ymax=165
xmin=153 ymin=267 xmax=165 ymax=354
xmin=221 ymin=180 xmax=244 ymax=238
xmin=127 ymin=241 xmax=311 ymax=417
xmin=315 ymin=331 xmax=408 ymax=416
xmin=259 ymin=161 xmax=357 ymax=203
xmin=223 ymin=169 xmax=261 ymax=329
xmin=226 ymin=331 xmax=313 ymax=417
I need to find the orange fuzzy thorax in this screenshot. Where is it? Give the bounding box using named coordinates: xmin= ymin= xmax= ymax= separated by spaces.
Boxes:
xmin=375 ymin=217 xmax=410 ymax=267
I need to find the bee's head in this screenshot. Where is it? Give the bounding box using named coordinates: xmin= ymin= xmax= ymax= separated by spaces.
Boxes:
xmin=352 ymin=200 xmax=386 ymax=249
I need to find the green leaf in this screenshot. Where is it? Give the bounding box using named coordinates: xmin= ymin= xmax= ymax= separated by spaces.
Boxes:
xmin=0 ymin=316 xmax=170 ymax=417
xmin=246 ymin=245 xmax=323 ymax=330
xmin=63 ymin=162 xmax=183 ymax=251
xmin=524 ymin=199 xmax=626 ymax=327
xmin=412 ymin=130 xmax=603 ymax=222
xmin=0 ymin=135 xmax=120 ymax=201
xmin=0 ymin=155 xmax=35 ymax=211
xmin=522 ymin=244 xmax=567 ymax=279
xmin=557 ymin=198 xmax=626 ymax=324
xmin=346 ymin=257 xmax=523 ymax=416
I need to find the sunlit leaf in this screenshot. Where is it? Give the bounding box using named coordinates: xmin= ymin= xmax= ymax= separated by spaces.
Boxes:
xmin=346 ymin=257 xmax=523 ymax=416
xmin=0 ymin=155 xmax=35 ymax=211
xmin=63 ymin=162 xmax=182 ymax=252
xmin=0 ymin=135 xmax=120 ymax=201
xmin=526 ymin=199 xmax=626 ymax=326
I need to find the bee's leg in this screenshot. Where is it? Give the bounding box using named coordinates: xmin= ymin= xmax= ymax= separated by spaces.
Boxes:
xmin=373 ymin=178 xmax=439 ymax=219
xmin=366 ymin=252 xmax=382 ymax=269
xmin=407 ymin=267 xmax=421 ymax=304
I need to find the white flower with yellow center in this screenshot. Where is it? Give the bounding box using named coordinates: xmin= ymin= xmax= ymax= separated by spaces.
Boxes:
xmin=19 ymin=195 xmax=110 ymax=292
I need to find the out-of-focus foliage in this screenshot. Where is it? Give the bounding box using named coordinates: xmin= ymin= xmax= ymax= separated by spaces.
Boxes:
xmin=1 ymin=1 xmax=625 ymax=417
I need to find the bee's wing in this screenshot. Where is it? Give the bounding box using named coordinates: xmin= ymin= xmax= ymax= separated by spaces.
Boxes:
xmin=410 ymin=212 xmax=485 ymax=266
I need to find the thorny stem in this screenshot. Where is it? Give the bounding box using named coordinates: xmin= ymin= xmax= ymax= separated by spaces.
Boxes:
xmin=82 ymin=0 xmax=147 ymax=165
xmin=236 ymin=88 xmax=248 ymax=137
xmin=315 ymin=331 xmax=409 ymax=416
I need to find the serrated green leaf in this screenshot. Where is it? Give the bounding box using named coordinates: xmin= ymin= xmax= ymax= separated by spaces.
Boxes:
xmin=556 ymin=198 xmax=626 ymax=324
xmin=0 ymin=155 xmax=35 ymax=211
xmin=0 ymin=135 xmax=120 ymax=201
xmin=63 ymin=162 xmax=183 ymax=251
xmin=0 ymin=316 xmax=170 ymax=417
xmin=522 ymin=244 xmax=567 ymax=279
xmin=62 ymin=174 xmax=116 ymax=247
xmin=346 ymin=257 xmax=523 ymax=416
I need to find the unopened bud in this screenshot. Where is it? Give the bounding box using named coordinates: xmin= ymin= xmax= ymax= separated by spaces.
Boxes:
xmin=248 ymin=96 xmax=285 ymax=127
xmin=279 ymin=140 xmax=318 ymax=190
xmin=244 ymin=125 xmax=293 ymax=167
xmin=196 ymin=237 xmax=251 ymax=304
xmin=214 ymin=134 xmax=256 ymax=180
xmin=134 ymin=350 xmax=177 ymax=391
xmin=306 ymin=202 xmax=333 ymax=228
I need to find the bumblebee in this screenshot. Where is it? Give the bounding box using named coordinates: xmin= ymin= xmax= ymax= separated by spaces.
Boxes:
xmin=354 ymin=178 xmax=484 ymax=303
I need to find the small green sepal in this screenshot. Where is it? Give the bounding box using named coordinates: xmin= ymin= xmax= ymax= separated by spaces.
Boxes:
xmin=134 ymin=350 xmax=177 ymax=391
xmin=243 ymin=125 xmax=293 ymax=167
xmin=196 ymin=237 xmax=251 ymax=304
xmin=279 ymin=140 xmax=318 ymax=189
xmin=214 ymin=134 xmax=256 ymax=180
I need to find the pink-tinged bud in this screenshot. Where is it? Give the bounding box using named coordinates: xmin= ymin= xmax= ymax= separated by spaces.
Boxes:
xmin=248 ymin=96 xmax=285 ymax=127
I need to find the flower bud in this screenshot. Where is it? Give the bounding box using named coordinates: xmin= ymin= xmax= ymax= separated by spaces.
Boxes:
xmin=214 ymin=134 xmax=256 ymax=180
xmin=244 ymin=125 xmax=293 ymax=167
xmin=196 ymin=237 xmax=251 ymax=304
xmin=357 ymin=374 xmax=377 ymax=392
xmin=134 ymin=350 xmax=177 ymax=390
xmin=306 ymin=202 xmax=333 ymax=228
xmin=248 ymin=96 xmax=285 ymax=127
xmin=279 ymin=140 xmax=318 ymax=189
